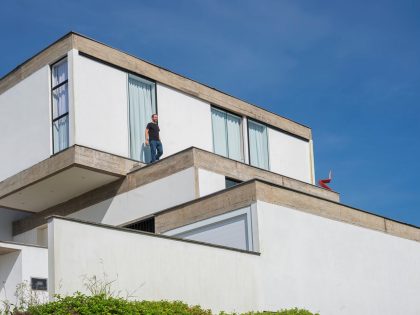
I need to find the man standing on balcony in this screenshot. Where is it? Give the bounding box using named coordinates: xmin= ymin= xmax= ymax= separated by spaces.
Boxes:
xmin=145 ymin=114 xmax=163 ymax=163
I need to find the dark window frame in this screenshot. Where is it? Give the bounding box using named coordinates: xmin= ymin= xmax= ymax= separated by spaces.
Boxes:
xmin=50 ymin=57 xmax=69 ymax=154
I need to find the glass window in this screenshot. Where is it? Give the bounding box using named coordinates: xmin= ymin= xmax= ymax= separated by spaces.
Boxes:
xmin=248 ymin=119 xmax=269 ymax=170
xmin=51 ymin=59 xmax=69 ymax=154
xmin=211 ymin=107 xmax=243 ymax=162
xmin=225 ymin=177 xmax=242 ymax=189
xmin=128 ymin=74 xmax=156 ymax=162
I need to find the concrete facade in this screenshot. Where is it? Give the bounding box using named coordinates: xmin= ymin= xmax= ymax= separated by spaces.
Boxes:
xmin=1 ymin=32 xmax=419 ymax=314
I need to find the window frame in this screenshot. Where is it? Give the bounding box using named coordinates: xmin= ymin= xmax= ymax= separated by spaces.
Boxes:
xmin=127 ymin=73 xmax=158 ymax=162
xmin=246 ymin=118 xmax=271 ymax=171
xmin=50 ymin=57 xmax=70 ymax=155
xmin=211 ymin=105 xmax=244 ymax=162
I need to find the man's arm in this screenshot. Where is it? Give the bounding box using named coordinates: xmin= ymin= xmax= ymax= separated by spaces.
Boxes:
xmin=145 ymin=128 xmax=149 ymax=145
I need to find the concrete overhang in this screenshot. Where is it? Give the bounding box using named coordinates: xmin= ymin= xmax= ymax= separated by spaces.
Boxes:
xmin=0 ymin=145 xmax=139 ymax=212
xmin=154 ymin=179 xmax=420 ymax=243
xmin=13 ymin=147 xmax=339 ymax=236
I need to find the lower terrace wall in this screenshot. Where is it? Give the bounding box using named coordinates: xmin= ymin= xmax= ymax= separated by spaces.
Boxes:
xmin=256 ymin=200 xmax=420 ymax=315
xmin=48 ymin=218 xmax=260 ymax=313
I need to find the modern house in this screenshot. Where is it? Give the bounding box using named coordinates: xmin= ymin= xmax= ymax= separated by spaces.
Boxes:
xmin=0 ymin=32 xmax=419 ymax=314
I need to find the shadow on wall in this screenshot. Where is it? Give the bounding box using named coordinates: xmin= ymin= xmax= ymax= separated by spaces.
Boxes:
xmin=0 ymin=251 xmax=22 ymax=302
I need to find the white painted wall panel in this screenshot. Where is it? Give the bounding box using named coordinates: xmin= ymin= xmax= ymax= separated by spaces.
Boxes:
xmin=0 ymin=66 xmax=51 ymax=181
xmin=157 ymin=84 xmax=213 ymax=157
xmin=198 ymin=169 xmax=225 ymax=197
xmin=0 ymin=209 xmax=31 ymax=241
xmin=48 ymin=218 xmax=260 ymax=313
xmin=268 ymin=128 xmax=311 ymax=183
xmin=69 ymin=167 xmax=196 ymax=226
xmin=0 ymin=242 xmax=48 ymax=306
xmin=257 ymin=201 xmax=420 ymax=315
xmin=73 ymin=54 xmax=129 ymax=157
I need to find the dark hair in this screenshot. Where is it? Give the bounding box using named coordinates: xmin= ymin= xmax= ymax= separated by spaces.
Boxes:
xmin=151 ymin=114 xmax=157 ymax=118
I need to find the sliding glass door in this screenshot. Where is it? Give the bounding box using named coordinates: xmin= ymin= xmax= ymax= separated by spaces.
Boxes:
xmin=128 ymin=74 xmax=156 ymax=162
xmin=248 ymin=119 xmax=269 ymax=170
xmin=211 ymin=107 xmax=243 ymax=162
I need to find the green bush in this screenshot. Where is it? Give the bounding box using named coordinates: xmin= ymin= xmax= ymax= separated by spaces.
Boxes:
xmin=17 ymin=293 xmax=318 ymax=315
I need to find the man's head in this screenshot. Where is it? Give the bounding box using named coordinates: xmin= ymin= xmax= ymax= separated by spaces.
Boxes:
xmin=151 ymin=114 xmax=158 ymax=123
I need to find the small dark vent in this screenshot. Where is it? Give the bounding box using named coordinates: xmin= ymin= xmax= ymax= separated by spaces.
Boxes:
xmin=125 ymin=217 xmax=155 ymax=233
xmin=31 ymin=277 xmax=47 ymax=291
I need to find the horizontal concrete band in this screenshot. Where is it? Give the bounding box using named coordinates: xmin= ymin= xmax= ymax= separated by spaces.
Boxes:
xmin=12 ymin=147 xmax=337 ymax=235
xmin=0 ymin=32 xmax=311 ymax=140
xmin=155 ymin=180 xmax=420 ymax=243
xmin=0 ymin=145 xmax=138 ymax=200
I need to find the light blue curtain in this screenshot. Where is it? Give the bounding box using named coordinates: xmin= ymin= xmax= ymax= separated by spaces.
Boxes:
xmin=128 ymin=75 xmax=156 ymax=162
xmin=52 ymin=59 xmax=69 ymax=153
xmin=211 ymin=108 xmax=228 ymax=157
xmin=226 ymin=113 xmax=242 ymax=161
xmin=53 ymin=116 xmax=69 ymax=153
xmin=248 ymin=120 xmax=269 ymax=169
xmin=211 ymin=108 xmax=243 ymax=162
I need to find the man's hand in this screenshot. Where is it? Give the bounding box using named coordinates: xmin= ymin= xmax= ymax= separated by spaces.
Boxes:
xmin=145 ymin=139 xmax=149 ymax=146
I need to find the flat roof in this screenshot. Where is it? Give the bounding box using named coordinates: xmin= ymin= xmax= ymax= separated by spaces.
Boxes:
xmin=0 ymin=31 xmax=312 ymax=140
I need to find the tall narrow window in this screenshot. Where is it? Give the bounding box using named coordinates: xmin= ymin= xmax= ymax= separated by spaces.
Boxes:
xmin=248 ymin=119 xmax=269 ymax=170
xmin=211 ymin=107 xmax=243 ymax=162
xmin=51 ymin=58 xmax=69 ymax=153
xmin=128 ymin=74 xmax=156 ymax=162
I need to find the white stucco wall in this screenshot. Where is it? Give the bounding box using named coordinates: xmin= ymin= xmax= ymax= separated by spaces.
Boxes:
xmin=72 ymin=53 xmax=129 ymax=157
xmin=48 ymin=199 xmax=420 ymax=314
xmin=0 ymin=66 xmax=51 ymax=181
xmin=256 ymin=201 xmax=420 ymax=315
xmin=0 ymin=242 xmax=48 ymax=306
xmin=0 ymin=209 xmax=31 ymax=241
xmin=198 ymin=169 xmax=225 ymax=197
xmin=268 ymin=128 xmax=311 ymax=183
xmin=69 ymin=167 xmax=196 ymax=226
xmin=157 ymin=83 xmax=213 ymax=157
xmin=48 ymin=218 xmax=260 ymax=313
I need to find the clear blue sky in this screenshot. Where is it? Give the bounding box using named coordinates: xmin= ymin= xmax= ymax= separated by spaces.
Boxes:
xmin=1 ymin=0 xmax=419 ymax=226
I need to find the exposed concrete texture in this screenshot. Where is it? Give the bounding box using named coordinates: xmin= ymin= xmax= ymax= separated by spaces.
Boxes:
xmin=13 ymin=147 xmax=338 ymax=235
xmin=0 ymin=145 xmax=138 ymax=201
xmin=156 ymin=179 xmax=420 ymax=242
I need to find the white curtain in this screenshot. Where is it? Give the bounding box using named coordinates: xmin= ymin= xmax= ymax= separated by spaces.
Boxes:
xmin=53 ymin=116 xmax=69 ymax=153
xmin=226 ymin=113 xmax=242 ymax=161
xmin=248 ymin=120 xmax=269 ymax=169
xmin=211 ymin=108 xmax=228 ymax=157
xmin=52 ymin=84 xmax=68 ymax=118
xmin=52 ymin=60 xmax=68 ymax=86
xmin=128 ymin=75 xmax=156 ymax=162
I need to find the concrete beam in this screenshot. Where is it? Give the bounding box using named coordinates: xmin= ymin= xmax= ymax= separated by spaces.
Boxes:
xmin=155 ymin=179 xmax=420 ymax=242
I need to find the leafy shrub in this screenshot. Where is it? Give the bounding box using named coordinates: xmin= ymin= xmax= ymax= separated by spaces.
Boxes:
xmin=20 ymin=294 xmax=318 ymax=315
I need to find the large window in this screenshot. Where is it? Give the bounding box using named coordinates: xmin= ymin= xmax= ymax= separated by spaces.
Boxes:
xmin=248 ymin=119 xmax=269 ymax=170
xmin=128 ymin=74 xmax=156 ymax=162
xmin=51 ymin=58 xmax=69 ymax=153
xmin=211 ymin=107 xmax=243 ymax=162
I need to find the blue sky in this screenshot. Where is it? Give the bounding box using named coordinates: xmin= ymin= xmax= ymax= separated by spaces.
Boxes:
xmin=1 ymin=0 xmax=419 ymax=226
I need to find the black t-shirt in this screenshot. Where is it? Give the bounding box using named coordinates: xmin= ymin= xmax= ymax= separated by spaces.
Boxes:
xmin=147 ymin=122 xmax=160 ymax=141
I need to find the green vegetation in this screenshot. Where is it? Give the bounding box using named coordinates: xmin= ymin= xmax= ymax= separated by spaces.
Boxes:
xmin=10 ymin=293 xmax=318 ymax=315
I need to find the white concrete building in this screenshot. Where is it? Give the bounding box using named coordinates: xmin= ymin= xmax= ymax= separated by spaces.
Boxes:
xmin=0 ymin=32 xmax=419 ymax=314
